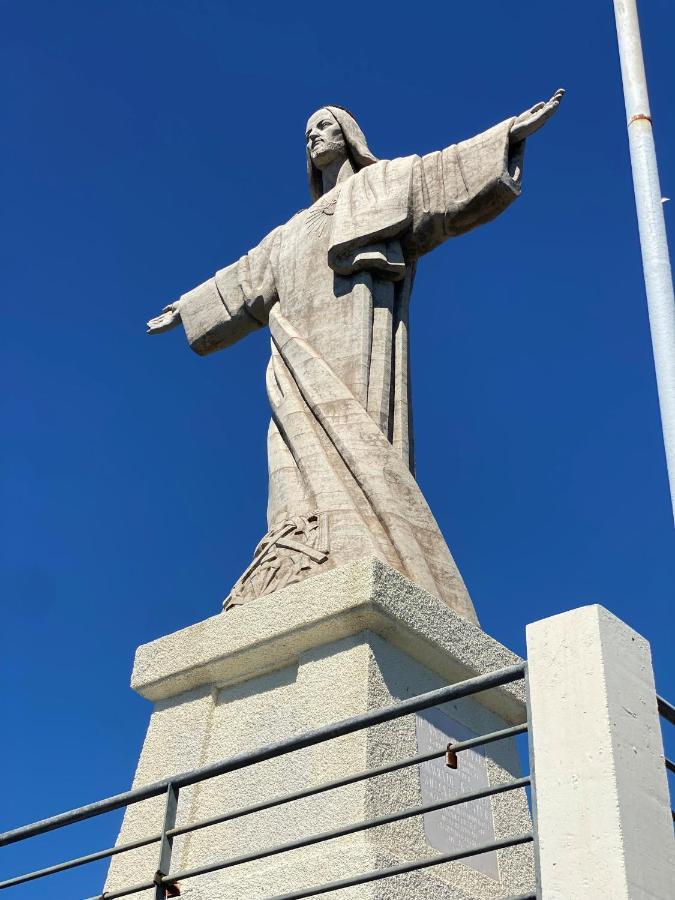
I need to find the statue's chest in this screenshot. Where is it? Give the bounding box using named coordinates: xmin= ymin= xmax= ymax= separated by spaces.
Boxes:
xmin=275 ymin=203 xmax=336 ymax=306
xmin=273 ymin=202 xmax=373 ymax=400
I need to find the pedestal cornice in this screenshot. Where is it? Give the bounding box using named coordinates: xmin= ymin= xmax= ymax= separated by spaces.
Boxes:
xmin=132 ymin=558 xmax=525 ymax=724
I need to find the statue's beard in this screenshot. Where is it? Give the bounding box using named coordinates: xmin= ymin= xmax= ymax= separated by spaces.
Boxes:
xmin=310 ymin=139 xmax=347 ymax=169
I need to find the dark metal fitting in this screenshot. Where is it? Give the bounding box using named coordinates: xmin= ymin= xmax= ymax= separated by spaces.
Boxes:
xmin=153 ymin=872 xmax=181 ymax=897
xmin=445 ymin=743 xmax=458 ymax=769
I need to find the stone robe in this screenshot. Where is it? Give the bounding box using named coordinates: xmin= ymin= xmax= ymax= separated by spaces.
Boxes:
xmin=176 ymin=119 xmax=524 ymax=622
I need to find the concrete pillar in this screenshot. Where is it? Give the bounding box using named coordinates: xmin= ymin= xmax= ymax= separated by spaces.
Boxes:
xmin=526 ymin=605 xmax=674 ymax=900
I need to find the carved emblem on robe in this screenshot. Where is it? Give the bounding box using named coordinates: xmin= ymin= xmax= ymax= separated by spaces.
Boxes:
xmin=305 ymin=191 xmax=339 ymax=236
xmin=224 ymin=514 xmax=329 ymax=610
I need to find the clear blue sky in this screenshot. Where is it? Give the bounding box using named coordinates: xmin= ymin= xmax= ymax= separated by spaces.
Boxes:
xmin=2 ymin=1 xmax=673 ymax=896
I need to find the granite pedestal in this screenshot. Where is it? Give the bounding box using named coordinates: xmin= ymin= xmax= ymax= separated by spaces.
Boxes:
xmin=104 ymin=558 xmax=534 ymax=899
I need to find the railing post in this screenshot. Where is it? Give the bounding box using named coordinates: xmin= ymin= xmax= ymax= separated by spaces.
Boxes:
xmin=526 ymin=605 xmax=674 ymax=899
xmin=154 ymin=783 xmax=179 ymax=899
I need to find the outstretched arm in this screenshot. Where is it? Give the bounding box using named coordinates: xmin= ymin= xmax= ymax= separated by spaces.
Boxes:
xmin=400 ymin=88 xmax=565 ymax=259
xmin=144 ymin=226 xmax=281 ymax=356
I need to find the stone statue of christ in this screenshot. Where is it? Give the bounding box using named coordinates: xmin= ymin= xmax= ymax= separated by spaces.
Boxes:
xmin=148 ymin=92 xmax=564 ymax=621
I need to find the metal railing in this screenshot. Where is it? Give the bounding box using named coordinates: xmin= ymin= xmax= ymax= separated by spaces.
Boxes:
xmin=657 ymin=693 xmax=675 ymax=822
xmin=0 ymin=663 xmax=534 ymax=899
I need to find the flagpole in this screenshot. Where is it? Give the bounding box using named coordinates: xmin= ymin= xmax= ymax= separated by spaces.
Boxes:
xmin=613 ymin=0 xmax=675 ymax=519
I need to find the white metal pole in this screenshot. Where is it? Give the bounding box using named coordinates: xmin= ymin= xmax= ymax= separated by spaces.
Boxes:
xmin=613 ymin=0 xmax=675 ymax=519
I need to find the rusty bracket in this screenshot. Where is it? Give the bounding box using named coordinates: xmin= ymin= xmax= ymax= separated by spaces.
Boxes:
xmin=445 ymin=742 xmax=458 ymax=769
xmin=153 ymin=872 xmax=181 ymax=897
xmin=629 ymin=113 xmax=652 ymax=126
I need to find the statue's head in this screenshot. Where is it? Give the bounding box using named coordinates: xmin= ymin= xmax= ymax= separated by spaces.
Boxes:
xmin=305 ymin=106 xmax=378 ymax=202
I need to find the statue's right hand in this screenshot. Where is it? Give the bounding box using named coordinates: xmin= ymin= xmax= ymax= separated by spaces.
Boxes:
xmin=147 ymin=303 xmax=182 ymax=334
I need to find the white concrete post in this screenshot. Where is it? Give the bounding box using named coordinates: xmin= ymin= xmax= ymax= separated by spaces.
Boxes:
xmin=526 ymin=605 xmax=674 ymax=900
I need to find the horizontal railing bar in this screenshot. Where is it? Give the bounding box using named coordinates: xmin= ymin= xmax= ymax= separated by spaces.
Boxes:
xmin=666 ymin=756 xmax=675 ymax=774
xmin=269 ymin=832 xmax=534 ymax=900
xmin=94 ymin=775 xmax=530 ymax=898
xmin=1 ymin=663 xmax=525 ymax=848
xmin=160 ymin=776 xmax=531 ymax=888
xmin=0 ymin=723 xmax=529 ymax=892
xmin=0 ymin=833 xmax=159 ymax=890
xmin=657 ymin=694 xmax=675 ymax=726
xmin=167 ymin=721 xmax=529 ymax=840
xmin=168 ymin=749 xmax=447 ymax=841
xmin=0 ymin=723 xmax=528 ymax=893
xmin=448 ymin=721 xmax=528 ymax=755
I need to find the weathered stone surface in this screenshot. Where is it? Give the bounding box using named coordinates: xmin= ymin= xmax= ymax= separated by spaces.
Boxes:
xmin=147 ymin=96 xmax=563 ymax=618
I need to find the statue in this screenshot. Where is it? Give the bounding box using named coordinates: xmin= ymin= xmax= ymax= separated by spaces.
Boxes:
xmin=148 ymin=92 xmax=564 ymax=621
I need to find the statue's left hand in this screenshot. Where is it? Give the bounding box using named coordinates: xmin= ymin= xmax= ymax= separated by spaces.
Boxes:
xmin=510 ymin=88 xmax=565 ymax=143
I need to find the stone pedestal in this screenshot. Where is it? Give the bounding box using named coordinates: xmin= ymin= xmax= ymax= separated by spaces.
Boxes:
xmin=104 ymin=558 xmax=534 ymax=899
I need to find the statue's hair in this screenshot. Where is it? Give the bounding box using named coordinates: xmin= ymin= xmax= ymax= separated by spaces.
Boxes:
xmin=307 ymin=105 xmax=378 ymax=202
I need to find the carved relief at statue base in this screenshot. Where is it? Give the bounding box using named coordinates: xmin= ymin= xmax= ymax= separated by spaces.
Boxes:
xmin=224 ymin=513 xmax=329 ymax=610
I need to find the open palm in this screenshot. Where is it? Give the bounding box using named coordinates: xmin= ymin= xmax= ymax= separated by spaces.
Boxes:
xmin=510 ymin=88 xmax=565 ymax=143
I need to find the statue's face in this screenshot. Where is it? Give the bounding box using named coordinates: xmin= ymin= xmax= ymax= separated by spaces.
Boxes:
xmin=306 ymin=108 xmax=347 ymax=170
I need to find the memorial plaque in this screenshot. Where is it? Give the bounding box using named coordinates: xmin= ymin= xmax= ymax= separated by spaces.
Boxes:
xmin=416 ymin=708 xmax=498 ymax=879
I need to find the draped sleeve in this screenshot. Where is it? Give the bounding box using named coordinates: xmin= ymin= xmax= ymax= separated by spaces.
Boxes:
xmin=177 ymin=226 xmax=281 ymax=356
xmin=326 ymin=118 xmax=524 ymax=276
xmin=403 ymin=118 xmax=524 ymax=258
